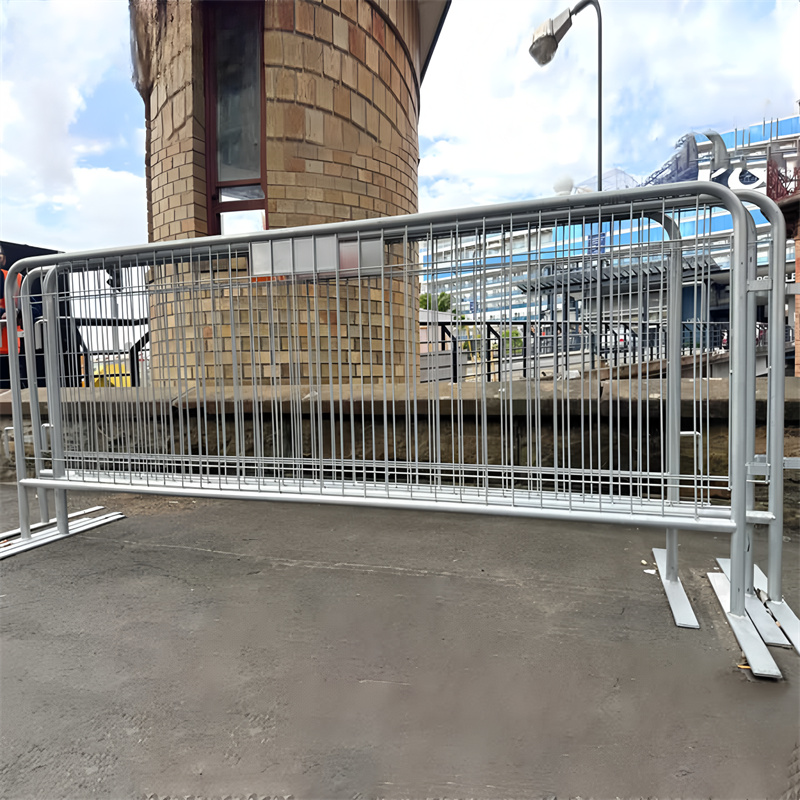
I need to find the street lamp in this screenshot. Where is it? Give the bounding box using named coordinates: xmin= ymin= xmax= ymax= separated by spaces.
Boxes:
xmin=529 ymin=0 xmax=603 ymax=192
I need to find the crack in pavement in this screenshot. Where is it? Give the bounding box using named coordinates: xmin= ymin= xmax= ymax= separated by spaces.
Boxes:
xmin=79 ymin=534 xmax=536 ymax=588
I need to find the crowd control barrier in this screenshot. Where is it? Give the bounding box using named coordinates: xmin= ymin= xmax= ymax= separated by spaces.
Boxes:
xmin=2 ymin=182 xmax=796 ymax=678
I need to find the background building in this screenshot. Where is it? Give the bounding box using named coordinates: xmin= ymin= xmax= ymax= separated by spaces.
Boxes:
xmin=420 ymin=115 xmax=799 ymax=374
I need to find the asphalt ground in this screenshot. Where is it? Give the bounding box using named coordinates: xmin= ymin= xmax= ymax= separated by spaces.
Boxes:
xmin=1 ymin=483 xmax=799 ymax=800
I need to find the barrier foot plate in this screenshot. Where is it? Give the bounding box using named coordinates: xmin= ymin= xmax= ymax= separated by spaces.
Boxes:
xmin=0 ymin=506 xmax=107 ymax=542
xmin=707 ymin=571 xmax=782 ymax=679
xmin=0 ymin=513 xmax=125 ymax=559
xmin=766 ymin=601 xmax=800 ymax=655
xmin=716 ymin=557 xmax=771 ymax=592
xmin=715 ymin=558 xmax=791 ymax=648
xmin=653 ymin=548 xmax=699 ymax=629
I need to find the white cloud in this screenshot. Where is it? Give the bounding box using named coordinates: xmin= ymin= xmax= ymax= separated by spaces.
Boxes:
xmin=3 ymin=168 xmax=146 ymax=252
xmin=2 ymin=0 xmax=797 ymax=247
xmin=0 ymin=79 xmax=22 ymax=132
xmin=0 ymin=0 xmax=147 ymax=251
xmin=419 ymin=0 xmax=800 ymax=211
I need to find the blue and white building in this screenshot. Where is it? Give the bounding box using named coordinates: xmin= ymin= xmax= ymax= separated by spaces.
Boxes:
xmin=420 ymin=115 xmax=799 ymax=336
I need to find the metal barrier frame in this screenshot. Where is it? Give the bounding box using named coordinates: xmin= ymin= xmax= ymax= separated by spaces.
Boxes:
xmin=3 ymin=181 xmax=795 ymax=677
xmin=723 ymin=190 xmax=798 ymax=653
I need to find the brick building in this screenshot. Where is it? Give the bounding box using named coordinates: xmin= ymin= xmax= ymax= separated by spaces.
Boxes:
xmin=130 ymin=0 xmax=449 ymax=387
xmin=130 ymin=0 xmax=449 ymax=241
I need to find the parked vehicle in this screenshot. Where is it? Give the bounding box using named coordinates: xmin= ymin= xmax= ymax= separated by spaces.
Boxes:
xmin=599 ymin=326 xmax=637 ymax=356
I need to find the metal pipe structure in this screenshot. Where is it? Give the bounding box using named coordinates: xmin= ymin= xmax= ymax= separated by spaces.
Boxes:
xmin=5 ymin=267 xmax=32 ymax=541
xmin=41 ymin=267 xmax=70 ymax=537
xmin=0 ymin=184 xmax=747 ymax=273
xmin=17 ymin=476 xmax=741 ymax=531
xmin=20 ymin=268 xmax=52 ymax=526
xmin=735 ymin=190 xmax=787 ymax=602
xmin=726 ymin=186 xmax=749 ymax=620
xmin=733 ymin=190 xmax=798 ymax=657
xmin=3 ymin=181 xmax=791 ymax=675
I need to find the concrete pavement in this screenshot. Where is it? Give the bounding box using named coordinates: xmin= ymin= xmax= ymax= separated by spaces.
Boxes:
xmin=1 ymin=484 xmax=798 ymax=799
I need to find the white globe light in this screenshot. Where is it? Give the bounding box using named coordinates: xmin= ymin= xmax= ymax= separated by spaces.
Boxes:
xmin=553 ymin=176 xmax=574 ymax=195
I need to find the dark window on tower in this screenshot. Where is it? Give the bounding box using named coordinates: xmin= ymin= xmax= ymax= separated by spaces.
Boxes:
xmin=204 ymin=1 xmax=267 ymax=235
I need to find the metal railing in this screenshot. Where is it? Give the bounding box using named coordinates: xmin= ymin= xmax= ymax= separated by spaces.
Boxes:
xmin=767 ymin=158 xmax=800 ymax=202
xmin=419 ymin=318 xmax=769 ymax=382
xmin=2 ymin=182 xmax=794 ymax=676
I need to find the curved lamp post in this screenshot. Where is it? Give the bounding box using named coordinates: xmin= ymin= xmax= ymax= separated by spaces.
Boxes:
xmin=529 ymin=0 xmax=602 ymax=192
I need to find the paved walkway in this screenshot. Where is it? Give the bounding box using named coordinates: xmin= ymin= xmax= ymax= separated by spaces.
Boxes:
xmin=1 ymin=485 xmax=798 ymax=799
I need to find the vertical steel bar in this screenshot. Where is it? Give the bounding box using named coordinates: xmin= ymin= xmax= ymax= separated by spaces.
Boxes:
xmin=6 ymin=262 xmax=35 ymax=538
xmin=665 ymin=224 xmax=683 ymax=582
xmin=20 ymin=268 xmax=51 ymax=525
xmin=41 ymin=268 xmax=69 ymax=536
xmin=744 ymin=212 xmax=758 ymax=598
xmin=765 ymin=234 xmax=786 ymax=600
xmin=727 ymin=192 xmax=750 ymax=618
xmin=736 ymin=190 xmax=787 ymax=601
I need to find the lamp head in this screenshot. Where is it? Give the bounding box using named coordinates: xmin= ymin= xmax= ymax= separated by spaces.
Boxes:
xmin=529 ymin=20 xmax=558 ymax=65
xmin=529 ymin=8 xmax=573 ymax=66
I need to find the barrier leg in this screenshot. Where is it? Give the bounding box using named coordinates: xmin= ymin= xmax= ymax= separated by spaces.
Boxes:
xmin=708 ymin=539 xmax=782 ymax=678
xmin=15 ymin=483 xmax=32 ymax=540
xmin=36 ymin=489 xmax=50 ymax=527
xmin=715 ymin=552 xmax=791 ymax=649
xmin=735 ymin=189 xmax=787 ymax=608
xmin=655 ymin=246 xmax=698 ymax=629
xmin=744 ymin=522 xmax=790 ymax=646
xmin=766 ymin=596 xmax=800 ymax=655
xmin=654 ymin=528 xmax=699 ymax=629
xmin=706 ymin=205 xmax=782 ymax=678
xmin=665 ymin=527 xmax=678 ymax=581
xmin=54 ymin=488 xmax=69 ymax=537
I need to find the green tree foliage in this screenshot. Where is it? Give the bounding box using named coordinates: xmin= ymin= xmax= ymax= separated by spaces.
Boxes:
xmin=499 ymin=327 xmax=523 ymax=355
xmin=420 ymin=292 xmax=451 ymax=312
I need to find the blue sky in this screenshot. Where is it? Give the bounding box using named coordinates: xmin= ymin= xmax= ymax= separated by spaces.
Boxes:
xmin=419 ymin=0 xmax=800 ymax=210
xmin=1 ymin=0 xmax=798 ymax=252
xmin=1 ymin=0 xmax=146 ymax=252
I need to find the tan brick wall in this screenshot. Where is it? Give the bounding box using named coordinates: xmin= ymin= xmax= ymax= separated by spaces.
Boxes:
xmin=147 ymin=256 xmax=419 ymax=387
xmin=132 ymin=0 xmax=209 ymax=243
xmin=264 ymin=0 xmax=422 ymax=228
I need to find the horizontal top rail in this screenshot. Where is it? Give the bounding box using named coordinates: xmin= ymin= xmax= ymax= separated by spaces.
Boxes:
xmin=5 ymin=182 xmax=747 ymax=279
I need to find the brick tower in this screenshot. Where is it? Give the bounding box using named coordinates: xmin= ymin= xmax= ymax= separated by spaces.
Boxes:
xmin=130 ymin=0 xmax=448 ymax=240
xmin=129 ymin=0 xmax=448 ymax=387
